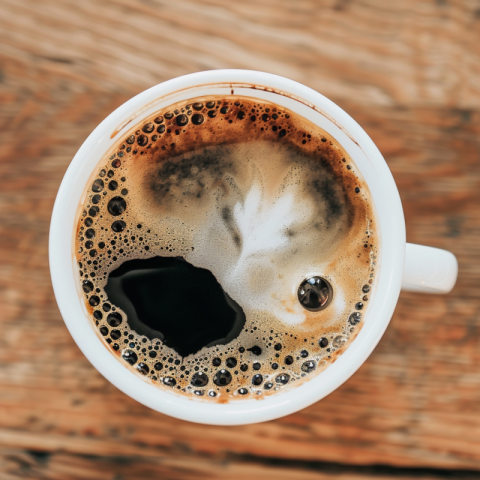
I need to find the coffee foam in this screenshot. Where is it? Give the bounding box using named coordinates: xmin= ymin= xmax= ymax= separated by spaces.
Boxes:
xmin=75 ymin=96 xmax=378 ymax=401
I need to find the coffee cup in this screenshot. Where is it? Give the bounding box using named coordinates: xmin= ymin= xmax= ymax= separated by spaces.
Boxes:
xmin=49 ymin=70 xmax=458 ymax=425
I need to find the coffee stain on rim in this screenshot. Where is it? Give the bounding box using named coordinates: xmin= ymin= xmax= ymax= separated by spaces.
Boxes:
xmin=110 ymin=82 xmax=360 ymax=150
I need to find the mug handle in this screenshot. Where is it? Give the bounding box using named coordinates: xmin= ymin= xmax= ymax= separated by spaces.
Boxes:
xmin=402 ymin=243 xmax=458 ymax=294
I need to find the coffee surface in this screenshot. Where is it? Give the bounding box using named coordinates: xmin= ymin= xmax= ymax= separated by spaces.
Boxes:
xmin=75 ymin=96 xmax=378 ymax=401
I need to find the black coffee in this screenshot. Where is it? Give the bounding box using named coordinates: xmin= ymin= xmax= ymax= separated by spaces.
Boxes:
xmin=75 ymin=96 xmax=378 ymax=401
xmin=104 ymin=256 xmax=246 ymax=357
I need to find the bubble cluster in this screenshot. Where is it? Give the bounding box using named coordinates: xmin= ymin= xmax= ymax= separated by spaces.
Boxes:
xmin=75 ymin=95 xmax=378 ymax=402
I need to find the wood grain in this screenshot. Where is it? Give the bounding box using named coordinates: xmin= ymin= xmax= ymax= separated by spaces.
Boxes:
xmin=0 ymin=0 xmax=479 ymax=478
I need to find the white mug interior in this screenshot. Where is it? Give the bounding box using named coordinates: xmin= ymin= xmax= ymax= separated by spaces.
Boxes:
xmin=49 ymin=70 xmax=405 ymax=425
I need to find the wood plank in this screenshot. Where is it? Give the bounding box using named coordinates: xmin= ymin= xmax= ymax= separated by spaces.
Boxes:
xmin=0 ymin=0 xmax=479 ymax=107
xmin=3 ymin=449 xmax=480 ymax=480
xmin=0 ymin=0 xmax=479 ymax=477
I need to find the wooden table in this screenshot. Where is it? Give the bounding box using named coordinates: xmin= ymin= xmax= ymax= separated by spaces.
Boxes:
xmin=1 ymin=1 xmax=479 ymax=478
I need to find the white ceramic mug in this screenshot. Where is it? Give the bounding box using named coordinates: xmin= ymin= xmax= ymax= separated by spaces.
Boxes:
xmin=49 ymin=70 xmax=458 ymax=425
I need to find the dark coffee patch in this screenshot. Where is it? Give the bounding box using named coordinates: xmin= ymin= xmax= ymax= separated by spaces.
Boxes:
xmin=105 ymin=256 xmax=246 ymax=357
xmin=221 ymin=206 xmax=242 ymax=249
xmin=310 ymin=175 xmax=344 ymax=226
xmin=149 ymin=146 xmax=235 ymax=203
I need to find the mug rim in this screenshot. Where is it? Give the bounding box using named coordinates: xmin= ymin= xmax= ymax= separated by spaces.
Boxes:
xmin=49 ymin=69 xmax=405 ymax=425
